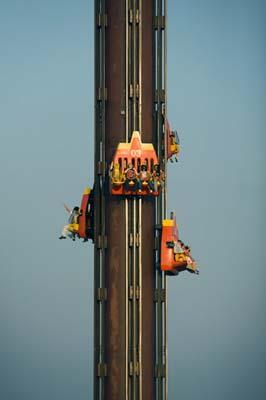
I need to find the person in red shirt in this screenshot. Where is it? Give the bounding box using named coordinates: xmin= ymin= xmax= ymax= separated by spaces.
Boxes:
xmin=124 ymin=163 xmax=138 ymax=192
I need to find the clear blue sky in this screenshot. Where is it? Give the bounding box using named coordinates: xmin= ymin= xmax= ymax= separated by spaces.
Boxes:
xmin=0 ymin=1 xmax=265 ymax=399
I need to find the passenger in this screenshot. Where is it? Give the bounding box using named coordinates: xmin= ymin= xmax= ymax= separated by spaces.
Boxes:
xmin=183 ymin=245 xmax=191 ymax=256
xmin=137 ymin=164 xmax=150 ymax=193
xmin=149 ymin=164 xmax=164 ymax=193
xmin=174 ymin=239 xmax=184 ymax=255
xmin=173 ymin=240 xmax=187 ymax=263
xmin=110 ymin=162 xmax=125 ymax=185
xmin=124 ymin=163 xmax=138 ymax=192
xmin=182 ymin=245 xmax=199 ymax=273
xmin=186 ymin=257 xmax=199 ymax=274
xmin=170 ymin=130 xmax=180 ymax=161
xmin=179 ymin=241 xmax=185 ymax=251
xmin=59 ymin=205 xmax=81 ymax=241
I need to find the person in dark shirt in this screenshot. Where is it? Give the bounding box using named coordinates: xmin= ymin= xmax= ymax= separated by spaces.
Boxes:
xmin=149 ymin=164 xmax=164 ymax=192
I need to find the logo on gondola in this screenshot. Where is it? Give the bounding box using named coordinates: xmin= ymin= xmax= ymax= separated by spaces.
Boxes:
xmin=130 ymin=149 xmax=141 ymax=157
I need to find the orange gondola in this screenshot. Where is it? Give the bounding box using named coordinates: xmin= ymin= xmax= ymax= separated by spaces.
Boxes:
xmin=78 ymin=187 xmax=94 ymax=241
xmin=67 ymin=187 xmax=94 ymax=241
xmin=160 ymin=213 xmax=198 ymax=275
xmin=110 ymin=131 xmax=162 ymax=196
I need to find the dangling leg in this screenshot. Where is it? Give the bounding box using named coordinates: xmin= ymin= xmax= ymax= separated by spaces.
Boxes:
xmin=59 ymin=225 xmax=69 ymax=239
xmin=149 ymin=179 xmax=154 ymax=193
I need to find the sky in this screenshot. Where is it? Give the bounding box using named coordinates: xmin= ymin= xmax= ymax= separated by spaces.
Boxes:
xmin=0 ymin=1 xmax=265 ymax=399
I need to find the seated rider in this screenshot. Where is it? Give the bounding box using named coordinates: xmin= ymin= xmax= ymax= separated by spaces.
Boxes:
xmin=124 ymin=163 xmax=138 ymax=192
xmin=138 ymin=164 xmax=150 ymax=192
xmin=173 ymin=239 xmax=187 ymax=263
xmin=183 ymin=245 xmax=199 ymax=274
xmin=59 ymin=204 xmax=81 ymax=241
xmin=149 ymin=163 xmax=164 ymax=193
xmin=110 ymin=162 xmax=125 ymax=185
xmin=170 ymin=130 xmax=180 ymax=161
xmin=174 ymin=239 xmax=184 ymax=255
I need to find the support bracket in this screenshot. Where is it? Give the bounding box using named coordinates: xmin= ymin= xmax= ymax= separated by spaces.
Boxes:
xmin=97 ymin=363 xmax=107 ymax=377
xmin=97 ymin=161 xmax=107 ymax=176
xmin=154 ymin=89 xmax=165 ymax=103
xmin=154 ymin=15 xmax=165 ymax=30
xmin=154 ymin=236 xmax=160 ymax=250
xmin=155 ymin=364 xmax=166 ymax=378
xmin=129 ymin=286 xmax=140 ymax=300
xmin=129 ymin=233 xmax=134 ymax=247
xmin=129 ymin=361 xmax=140 ymax=376
xmin=97 ymin=87 xmax=108 ymax=101
xmin=129 ymin=9 xmax=140 ymax=24
xmin=154 ymin=288 xmax=166 ymax=303
xmin=97 ymin=235 xmax=107 ymax=249
xmin=97 ymin=288 xmax=107 ymax=301
xmin=97 ymin=13 xmax=108 ymax=28
xmin=129 ymin=84 xmax=139 ymax=99
xmin=136 ymin=233 xmax=140 ymax=247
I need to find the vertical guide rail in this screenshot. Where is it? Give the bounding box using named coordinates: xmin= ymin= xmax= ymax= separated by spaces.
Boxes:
xmin=127 ymin=1 xmax=142 ymax=399
xmin=127 ymin=1 xmax=132 ymax=398
xmin=153 ymin=0 xmax=167 ymax=399
xmin=132 ymin=1 xmax=137 ymax=396
xmin=94 ymin=0 xmax=107 ymax=399
xmin=125 ymin=1 xmax=130 ymax=398
xmin=163 ymin=3 xmax=168 ymax=399
xmin=125 ymin=0 xmax=130 ymax=397
xmin=127 ymin=1 xmax=134 ymax=397
xmin=127 ymin=0 xmax=133 ymax=396
xmin=138 ymin=1 xmax=143 ymax=399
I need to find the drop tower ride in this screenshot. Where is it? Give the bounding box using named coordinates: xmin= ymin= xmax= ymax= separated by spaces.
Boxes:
xmin=58 ymin=1 xmax=197 ymax=398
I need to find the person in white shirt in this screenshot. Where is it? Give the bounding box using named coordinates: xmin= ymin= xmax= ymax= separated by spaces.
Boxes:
xmin=174 ymin=239 xmax=184 ymax=254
